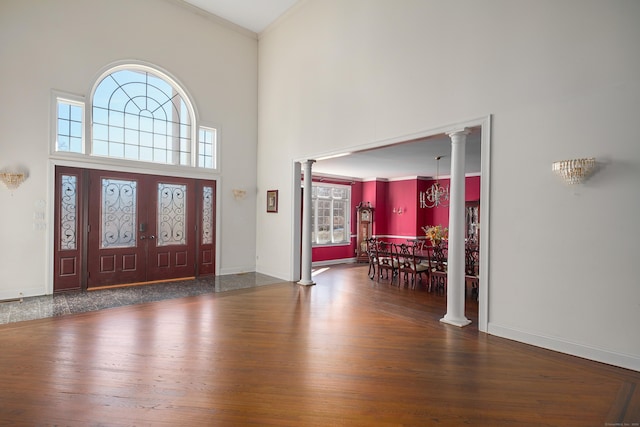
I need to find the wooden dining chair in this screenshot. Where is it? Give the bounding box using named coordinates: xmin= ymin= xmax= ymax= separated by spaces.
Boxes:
xmin=407 ymin=238 xmax=427 ymax=251
xmin=375 ymin=240 xmax=397 ymax=282
xmin=428 ymin=241 xmax=448 ymax=293
xmin=395 ymin=243 xmax=429 ymax=289
xmin=366 ymin=237 xmax=378 ymax=280
xmin=465 ymin=240 xmax=480 ymax=300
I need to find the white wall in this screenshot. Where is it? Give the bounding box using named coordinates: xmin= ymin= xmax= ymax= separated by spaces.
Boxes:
xmin=0 ymin=0 xmax=258 ymax=298
xmin=257 ymin=0 xmax=640 ymax=370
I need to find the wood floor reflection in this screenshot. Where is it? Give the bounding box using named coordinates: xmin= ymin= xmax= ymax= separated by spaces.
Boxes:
xmin=0 ymin=263 xmax=638 ymax=426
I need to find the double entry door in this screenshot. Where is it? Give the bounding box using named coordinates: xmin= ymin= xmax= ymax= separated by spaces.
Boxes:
xmin=54 ymin=167 xmax=216 ymax=291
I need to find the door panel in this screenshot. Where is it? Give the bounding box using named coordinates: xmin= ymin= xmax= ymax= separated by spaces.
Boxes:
xmin=87 ymin=171 xmax=147 ymax=287
xmin=147 ymin=176 xmax=196 ymax=281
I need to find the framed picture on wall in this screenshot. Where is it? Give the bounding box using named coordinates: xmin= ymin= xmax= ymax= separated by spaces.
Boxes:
xmin=267 ymin=190 xmax=278 ymax=213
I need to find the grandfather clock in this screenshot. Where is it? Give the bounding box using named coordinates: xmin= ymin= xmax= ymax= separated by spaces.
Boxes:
xmin=356 ymin=203 xmax=374 ymax=262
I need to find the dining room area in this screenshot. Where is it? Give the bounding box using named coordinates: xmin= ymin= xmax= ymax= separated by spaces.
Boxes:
xmin=309 ymin=169 xmax=482 ymax=300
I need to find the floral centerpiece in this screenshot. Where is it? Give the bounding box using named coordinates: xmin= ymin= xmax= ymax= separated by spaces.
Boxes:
xmin=422 ymin=225 xmax=448 ymax=246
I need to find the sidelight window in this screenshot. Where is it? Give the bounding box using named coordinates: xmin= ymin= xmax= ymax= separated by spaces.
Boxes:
xmin=55 ymin=98 xmax=84 ymax=154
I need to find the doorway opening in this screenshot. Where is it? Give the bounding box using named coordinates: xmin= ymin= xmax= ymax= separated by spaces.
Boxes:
xmin=293 ymin=117 xmax=491 ymax=331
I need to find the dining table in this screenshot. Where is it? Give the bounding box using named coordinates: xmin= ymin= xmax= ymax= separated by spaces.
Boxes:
xmin=369 ymin=239 xmax=479 ymax=296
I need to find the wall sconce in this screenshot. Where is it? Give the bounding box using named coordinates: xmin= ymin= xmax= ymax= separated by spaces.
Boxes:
xmin=392 ymin=207 xmax=404 ymax=215
xmin=232 ymin=189 xmax=247 ymax=200
xmin=552 ymin=158 xmax=596 ymax=184
xmin=0 ymin=172 xmax=26 ymax=190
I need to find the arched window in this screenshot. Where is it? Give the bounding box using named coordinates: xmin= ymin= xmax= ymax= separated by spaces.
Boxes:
xmin=53 ymin=63 xmax=217 ymax=170
xmin=92 ymin=65 xmax=194 ymax=165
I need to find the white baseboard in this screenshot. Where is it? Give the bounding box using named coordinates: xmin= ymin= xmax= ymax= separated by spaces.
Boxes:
xmin=220 ymin=266 xmax=260 ymax=276
xmin=0 ymin=286 xmax=48 ymax=301
xmin=488 ymin=322 xmax=640 ymax=372
xmin=312 ymin=258 xmax=357 ymax=267
xmin=253 ymin=265 xmax=291 ymax=281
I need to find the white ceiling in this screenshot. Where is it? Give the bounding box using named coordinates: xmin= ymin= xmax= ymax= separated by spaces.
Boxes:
xmin=183 ymin=0 xmax=300 ymax=33
xmin=181 ymin=0 xmax=483 ymax=180
xmin=312 ymin=131 xmax=482 ymax=181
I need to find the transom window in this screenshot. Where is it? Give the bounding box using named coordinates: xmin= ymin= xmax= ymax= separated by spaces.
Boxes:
xmin=53 ymin=63 xmax=217 ymax=170
xmin=311 ymin=183 xmax=350 ymax=245
xmin=92 ymin=67 xmax=192 ymax=165
xmin=56 ymin=99 xmax=84 ymax=153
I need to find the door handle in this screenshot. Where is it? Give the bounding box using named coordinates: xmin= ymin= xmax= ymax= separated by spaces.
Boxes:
xmin=148 ymin=235 xmax=156 ymax=240
xmin=140 ymin=235 xmax=146 ymax=240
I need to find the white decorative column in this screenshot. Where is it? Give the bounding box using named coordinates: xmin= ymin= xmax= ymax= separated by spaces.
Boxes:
xmin=441 ymin=129 xmax=471 ymax=327
xmin=298 ymin=160 xmax=316 ymax=286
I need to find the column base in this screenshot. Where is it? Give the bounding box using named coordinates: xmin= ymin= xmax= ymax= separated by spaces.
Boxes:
xmin=297 ymin=280 xmax=316 ymax=286
xmin=440 ymin=315 xmax=472 ymax=327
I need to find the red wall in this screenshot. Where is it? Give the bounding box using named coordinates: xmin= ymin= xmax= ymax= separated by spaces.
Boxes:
xmin=387 ymin=180 xmax=418 ymax=236
xmin=362 ymin=180 xmax=388 ymax=236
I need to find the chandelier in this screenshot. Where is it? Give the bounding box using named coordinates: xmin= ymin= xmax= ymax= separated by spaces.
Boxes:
xmin=419 ymin=156 xmax=449 ymax=208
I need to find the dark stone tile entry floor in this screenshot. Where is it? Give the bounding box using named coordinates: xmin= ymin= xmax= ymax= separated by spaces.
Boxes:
xmin=0 ymin=273 xmax=284 ymax=325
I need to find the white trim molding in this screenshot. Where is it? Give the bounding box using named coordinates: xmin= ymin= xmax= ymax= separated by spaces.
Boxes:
xmin=312 ymin=258 xmax=357 ymax=268
xmin=488 ymin=323 xmax=640 ymax=372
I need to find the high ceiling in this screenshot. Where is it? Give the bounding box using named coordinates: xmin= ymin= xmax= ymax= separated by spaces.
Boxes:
xmin=182 ymin=0 xmax=300 ymax=33
xmin=181 ymin=0 xmax=483 ymax=180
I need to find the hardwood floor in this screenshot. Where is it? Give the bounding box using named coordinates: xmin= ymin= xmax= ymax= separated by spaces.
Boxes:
xmin=0 ymin=263 xmax=638 ymax=426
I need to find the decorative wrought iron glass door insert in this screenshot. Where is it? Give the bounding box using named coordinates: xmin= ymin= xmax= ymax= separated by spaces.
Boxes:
xmin=146 ymin=176 xmax=196 ymax=282
xmin=54 ymin=167 xmax=85 ymax=291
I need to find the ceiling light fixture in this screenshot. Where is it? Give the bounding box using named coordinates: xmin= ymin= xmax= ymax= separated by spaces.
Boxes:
xmin=419 ymin=156 xmax=449 ymax=208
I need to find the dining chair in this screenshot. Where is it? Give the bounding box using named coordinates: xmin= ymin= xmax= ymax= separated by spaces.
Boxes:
xmin=395 ymin=243 xmax=429 ymax=289
xmin=407 ymin=238 xmax=427 ymax=251
xmin=375 ymin=240 xmax=397 ymax=282
xmin=366 ymin=237 xmax=378 ymax=280
xmin=465 ymin=239 xmax=480 ymax=300
xmin=428 ymin=241 xmax=448 ymax=293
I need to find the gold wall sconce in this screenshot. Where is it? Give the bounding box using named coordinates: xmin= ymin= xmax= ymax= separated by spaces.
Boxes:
xmin=552 ymin=158 xmax=596 ymax=184
xmin=232 ymin=189 xmax=247 ymax=200
xmin=0 ymin=172 xmax=27 ymax=190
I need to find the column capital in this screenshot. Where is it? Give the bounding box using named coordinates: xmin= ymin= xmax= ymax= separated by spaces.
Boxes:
xmin=447 ymin=128 xmax=471 ymax=139
xmin=302 ymin=159 xmax=316 ymax=165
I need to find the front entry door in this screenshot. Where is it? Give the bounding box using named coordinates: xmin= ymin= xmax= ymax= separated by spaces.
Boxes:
xmin=53 ymin=166 xmax=216 ymax=291
xmin=87 ymin=170 xmax=195 ymax=288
